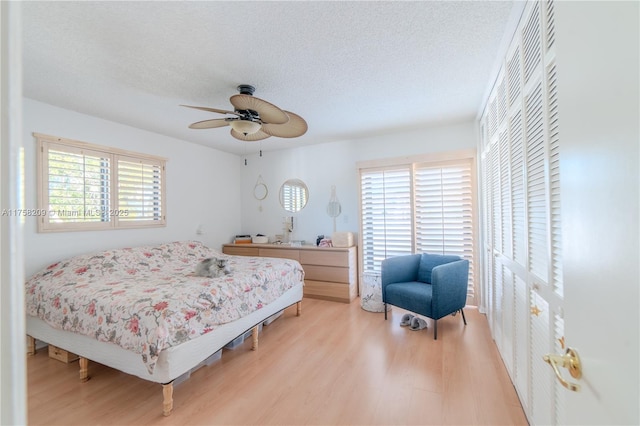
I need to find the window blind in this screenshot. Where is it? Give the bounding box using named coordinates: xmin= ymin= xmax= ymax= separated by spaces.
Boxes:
xmin=359 ymin=156 xmax=476 ymax=301
xmin=117 ymin=157 xmax=163 ymax=223
xmin=414 ymin=160 xmax=475 ymax=299
xmin=37 ymin=134 xmax=166 ymax=232
xmin=46 ymin=146 xmax=111 ymax=223
xmin=360 ymin=167 xmax=412 ymax=273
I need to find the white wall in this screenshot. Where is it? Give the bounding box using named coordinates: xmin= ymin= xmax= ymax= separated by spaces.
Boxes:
xmin=23 ymin=99 xmax=243 ymax=276
xmin=239 ymin=121 xmax=477 ymax=245
xmin=23 ymin=100 xmax=477 ymax=277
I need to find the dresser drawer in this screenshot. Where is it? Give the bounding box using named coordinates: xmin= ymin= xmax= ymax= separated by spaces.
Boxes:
xmin=259 ymin=248 xmax=300 ymax=261
xmin=299 ymin=250 xmax=349 ymax=267
xmin=223 ymin=246 xmax=260 ymax=256
xmin=303 ymin=280 xmax=356 ymax=303
xmin=303 ymin=264 xmax=349 ymax=283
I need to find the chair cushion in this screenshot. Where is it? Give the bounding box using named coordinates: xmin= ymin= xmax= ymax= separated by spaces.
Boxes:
xmin=384 ymin=281 xmax=433 ymax=318
xmin=417 ymin=253 xmax=462 ymax=283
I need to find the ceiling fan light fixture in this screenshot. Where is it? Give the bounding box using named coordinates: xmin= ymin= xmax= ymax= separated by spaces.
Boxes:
xmin=229 ymin=119 xmax=261 ymax=136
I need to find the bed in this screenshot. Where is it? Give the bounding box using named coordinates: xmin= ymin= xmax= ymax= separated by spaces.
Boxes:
xmin=25 ymin=241 xmax=304 ymax=416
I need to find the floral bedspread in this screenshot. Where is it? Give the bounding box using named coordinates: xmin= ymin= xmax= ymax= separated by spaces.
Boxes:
xmin=25 ymin=241 xmax=304 ymax=374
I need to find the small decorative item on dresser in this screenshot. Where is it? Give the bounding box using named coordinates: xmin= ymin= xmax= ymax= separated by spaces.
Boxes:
xmin=252 ymin=234 xmax=268 ymax=244
xmin=234 ymin=234 xmax=252 ymax=244
xmin=318 ymin=238 xmax=332 ymax=247
xmin=332 ymin=231 xmax=354 ymax=247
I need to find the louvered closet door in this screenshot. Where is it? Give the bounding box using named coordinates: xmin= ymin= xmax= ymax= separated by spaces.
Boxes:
xmin=479 ymin=1 xmax=565 ymax=424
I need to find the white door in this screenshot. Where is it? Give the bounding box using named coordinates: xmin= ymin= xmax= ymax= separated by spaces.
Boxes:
xmin=556 ymin=1 xmax=639 ymax=424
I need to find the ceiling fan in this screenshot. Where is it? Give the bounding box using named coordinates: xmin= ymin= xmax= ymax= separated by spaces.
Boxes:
xmin=182 ymin=84 xmax=308 ymax=141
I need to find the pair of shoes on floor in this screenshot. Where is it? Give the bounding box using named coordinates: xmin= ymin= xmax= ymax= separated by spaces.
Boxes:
xmin=400 ymin=313 xmax=428 ymax=331
xmin=410 ymin=317 xmax=428 ymax=331
xmin=400 ymin=313 xmax=414 ymax=327
xmin=400 ymin=313 xmax=413 ymax=327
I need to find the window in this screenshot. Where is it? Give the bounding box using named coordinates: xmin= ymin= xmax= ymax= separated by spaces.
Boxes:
xmin=36 ymin=133 xmax=166 ymax=232
xmin=360 ymin=167 xmax=413 ymax=272
xmin=358 ymin=151 xmax=477 ymax=302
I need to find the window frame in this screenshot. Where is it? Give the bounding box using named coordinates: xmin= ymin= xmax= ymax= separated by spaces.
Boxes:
xmin=357 ymin=149 xmax=478 ymax=304
xmin=36 ymin=133 xmax=167 ymax=233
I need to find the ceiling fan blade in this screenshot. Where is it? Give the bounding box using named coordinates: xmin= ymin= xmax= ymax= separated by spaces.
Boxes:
xmin=229 ymin=94 xmax=289 ymax=125
xmin=261 ymin=111 xmax=308 ymax=138
xmin=230 ymin=128 xmax=271 ymax=141
xmin=188 ymin=118 xmax=230 ymax=129
xmin=181 ymin=105 xmax=240 ymax=116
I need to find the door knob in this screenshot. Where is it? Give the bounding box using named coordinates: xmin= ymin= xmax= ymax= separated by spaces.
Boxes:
xmin=543 ymin=347 xmax=582 ymax=391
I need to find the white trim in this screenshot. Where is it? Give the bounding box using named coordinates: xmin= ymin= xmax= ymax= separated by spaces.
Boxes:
xmin=0 ymin=2 xmax=26 ymax=424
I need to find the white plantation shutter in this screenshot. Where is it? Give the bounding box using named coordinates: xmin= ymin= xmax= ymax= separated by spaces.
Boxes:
xmin=37 ymin=133 xmax=166 ymax=232
xmin=488 ymin=98 xmax=498 ymax=139
xmin=499 ymin=130 xmax=512 ymax=258
xmin=479 ymin=2 xmax=564 ymax=423
xmin=360 ymin=167 xmax=412 ymax=273
xmin=547 ymin=61 xmax=563 ymax=296
xmin=497 ymin=80 xmax=507 ymax=125
xmin=507 ymin=47 xmax=522 ymax=107
xmin=41 ymin=142 xmax=112 ymax=230
xmin=414 ymin=160 xmax=475 ymax=299
xmin=116 ymin=157 xmax=165 ymax=224
xmin=47 ymin=149 xmax=110 ymax=222
xmin=544 ymin=0 xmax=556 ymax=51
xmin=359 ymin=154 xmax=477 ymax=302
xmin=522 ymin=2 xmax=541 ymax=85
xmin=510 ymin=109 xmax=526 ymax=267
xmin=525 ymin=82 xmax=548 ymax=281
xmin=490 ymin=141 xmax=502 ymax=253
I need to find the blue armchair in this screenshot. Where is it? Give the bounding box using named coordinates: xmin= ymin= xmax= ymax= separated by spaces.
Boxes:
xmin=381 ymin=253 xmax=469 ymax=339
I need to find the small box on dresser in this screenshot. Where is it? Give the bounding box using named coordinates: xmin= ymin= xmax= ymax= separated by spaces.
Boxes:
xmin=48 ymin=344 xmax=79 ymax=363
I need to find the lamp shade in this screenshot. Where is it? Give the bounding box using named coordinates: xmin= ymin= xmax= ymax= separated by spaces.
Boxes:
xmin=229 ymin=119 xmax=261 ymax=136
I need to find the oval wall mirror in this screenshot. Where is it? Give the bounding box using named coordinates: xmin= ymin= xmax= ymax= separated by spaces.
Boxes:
xmin=279 ymin=179 xmax=309 ymax=212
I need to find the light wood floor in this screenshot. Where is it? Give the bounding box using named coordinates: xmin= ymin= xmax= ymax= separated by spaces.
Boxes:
xmin=27 ymin=298 xmax=527 ymax=425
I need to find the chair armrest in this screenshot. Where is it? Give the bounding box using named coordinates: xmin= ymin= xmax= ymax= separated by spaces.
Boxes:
xmin=430 ymin=259 xmax=469 ymax=319
xmin=381 ymin=254 xmax=421 ymax=288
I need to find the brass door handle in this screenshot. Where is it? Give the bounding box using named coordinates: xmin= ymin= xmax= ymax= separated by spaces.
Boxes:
xmin=543 ymin=347 xmax=582 ymax=392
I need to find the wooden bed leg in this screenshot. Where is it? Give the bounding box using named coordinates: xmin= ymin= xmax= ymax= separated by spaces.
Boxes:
xmin=26 ymin=335 xmax=36 ymax=356
xmin=251 ymin=325 xmax=259 ymax=351
xmin=296 ymin=301 xmax=302 ymax=316
xmin=162 ymin=382 xmax=174 ymax=416
xmin=79 ymin=357 xmax=90 ymax=382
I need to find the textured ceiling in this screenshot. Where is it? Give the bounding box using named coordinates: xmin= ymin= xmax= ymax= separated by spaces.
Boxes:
xmin=22 ymin=1 xmax=515 ymax=155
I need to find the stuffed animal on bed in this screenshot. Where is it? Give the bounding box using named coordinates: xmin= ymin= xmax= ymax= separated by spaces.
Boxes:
xmin=195 ymin=257 xmax=232 ymax=278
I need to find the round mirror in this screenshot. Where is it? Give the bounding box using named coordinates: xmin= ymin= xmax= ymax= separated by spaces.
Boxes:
xmin=279 ymin=179 xmax=309 ymax=212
